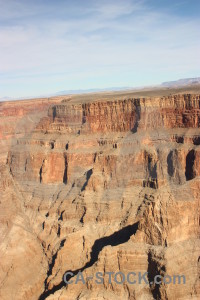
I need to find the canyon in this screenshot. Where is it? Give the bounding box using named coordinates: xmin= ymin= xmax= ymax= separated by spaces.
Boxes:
xmin=0 ymin=86 xmax=200 ymax=300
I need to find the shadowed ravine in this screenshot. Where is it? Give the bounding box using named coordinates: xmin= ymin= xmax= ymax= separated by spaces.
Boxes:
xmin=39 ymin=221 xmax=139 ymax=300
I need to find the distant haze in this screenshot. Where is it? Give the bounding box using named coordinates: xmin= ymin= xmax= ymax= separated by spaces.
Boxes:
xmin=1 ymin=77 xmax=200 ymax=102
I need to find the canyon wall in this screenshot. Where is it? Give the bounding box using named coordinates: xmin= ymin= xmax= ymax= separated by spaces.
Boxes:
xmin=0 ymin=93 xmax=200 ymax=300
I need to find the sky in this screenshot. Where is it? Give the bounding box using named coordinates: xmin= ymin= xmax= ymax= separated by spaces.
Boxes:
xmin=0 ymin=0 xmax=199 ymax=98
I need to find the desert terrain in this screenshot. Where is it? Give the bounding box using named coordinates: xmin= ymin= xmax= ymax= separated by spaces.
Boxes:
xmin=0 ymin=85 xmax=200 ymax=300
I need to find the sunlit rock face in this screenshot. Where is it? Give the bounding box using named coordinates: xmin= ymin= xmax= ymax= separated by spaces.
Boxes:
xmin=0 ymin=92 xmax=200 ymax=300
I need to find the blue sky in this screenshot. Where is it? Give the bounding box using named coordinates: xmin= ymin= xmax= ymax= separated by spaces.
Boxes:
xmin=0 ymin=0 xmax=199 ymax=98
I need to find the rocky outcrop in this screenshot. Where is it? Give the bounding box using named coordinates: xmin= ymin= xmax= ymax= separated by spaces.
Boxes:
xmin=40 ymin=94 xmax=200 ymax=134
xmin=0 ymin=97 xmax=63 ymax=164
xmin=0 ymin=92 xmax=200 ymax=300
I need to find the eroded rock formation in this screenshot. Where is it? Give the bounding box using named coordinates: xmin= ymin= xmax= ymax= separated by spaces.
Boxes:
xmin=0 ymin=92 xmax=200 ymax=300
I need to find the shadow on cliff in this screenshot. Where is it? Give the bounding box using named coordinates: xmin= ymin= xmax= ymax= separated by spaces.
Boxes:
xmin=131 ymin=100 xmax=141 ymax=133
xmin=38 ymin=221 xmax=139 ymax=300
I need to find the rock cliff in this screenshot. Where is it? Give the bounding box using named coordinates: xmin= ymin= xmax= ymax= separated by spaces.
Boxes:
xmin=0 ymin=91 xmax=200 ymax=300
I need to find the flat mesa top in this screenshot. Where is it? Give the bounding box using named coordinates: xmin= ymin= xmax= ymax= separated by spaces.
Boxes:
xmin=1 ymin=84 xmax=200 ymax=106
xmin=69 ymin=84 xmax=200 ymax=104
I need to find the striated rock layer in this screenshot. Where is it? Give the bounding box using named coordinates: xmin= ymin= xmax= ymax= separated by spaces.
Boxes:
xmin=0 ymin=91 xmax=200 ymax=300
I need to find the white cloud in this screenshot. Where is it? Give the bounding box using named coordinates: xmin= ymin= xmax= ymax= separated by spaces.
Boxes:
xmin=92 ymin=0 xmax=143 ymax=18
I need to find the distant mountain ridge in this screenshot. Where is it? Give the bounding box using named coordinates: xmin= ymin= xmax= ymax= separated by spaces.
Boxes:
xmin=1 ymin=77 xmax=200 ymax=101
xmin=55 ymin=87 xmax=131 ymax=96
xmin=161 ymin=77 xmax=200 ymax=87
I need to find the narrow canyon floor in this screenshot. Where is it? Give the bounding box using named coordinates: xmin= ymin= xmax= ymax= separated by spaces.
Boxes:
xmin=0 ymin=86 xmax=200 ymax=300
